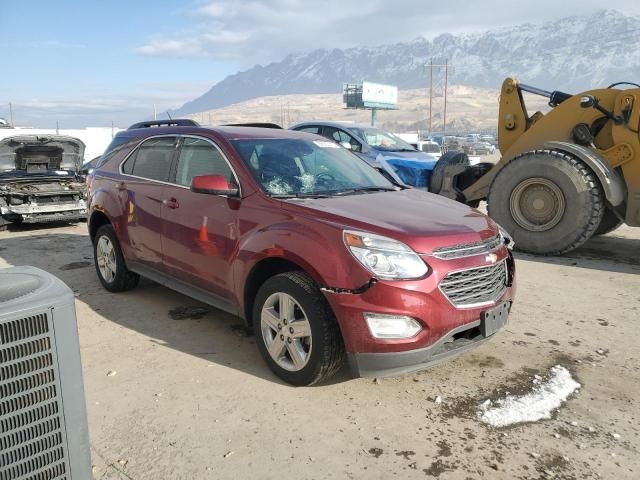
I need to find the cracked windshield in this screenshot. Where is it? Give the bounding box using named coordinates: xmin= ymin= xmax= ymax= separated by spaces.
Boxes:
xmin=232 ymin=138 xmax=395 ymax=196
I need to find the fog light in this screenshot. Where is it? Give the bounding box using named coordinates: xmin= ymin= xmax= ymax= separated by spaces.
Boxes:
xmin=364 ymin=313 xmax=422 ymax=339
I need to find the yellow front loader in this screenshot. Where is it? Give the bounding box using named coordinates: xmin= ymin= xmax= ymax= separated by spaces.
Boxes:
xmin=431 ymin=77 xmax=640 ymax=255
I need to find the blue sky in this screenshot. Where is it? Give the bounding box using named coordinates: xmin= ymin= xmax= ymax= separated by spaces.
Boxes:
xmin=1 ymin=0 xmax=638 ymax=128
xmin=0 ymin=1 xmax=238 ymax=127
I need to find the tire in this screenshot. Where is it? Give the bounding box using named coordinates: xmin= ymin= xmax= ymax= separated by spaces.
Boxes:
xmin=253 ymin=271 xmax=345 ymax=386
xmin=429 ymin=151 xmax=470 ymax=201
xmin=594 ymin=208 xmax=623 ymax=236
xmin=487 ymin=150 xmax=604 ymax=255
xmin=93 ymin=224 xmax=139 ymax=292
xmin=0 ymin=215 xmax=18 ymax=231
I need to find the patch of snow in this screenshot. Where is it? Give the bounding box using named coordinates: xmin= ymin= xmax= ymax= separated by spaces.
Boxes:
xmin=478 ymin=365 xmax=580 ymax=428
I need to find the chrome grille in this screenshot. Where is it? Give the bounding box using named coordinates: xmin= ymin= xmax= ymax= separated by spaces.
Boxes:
xmin=440 ymin=261 xmax=507 ymax=307
xmin=0 ymin=313 xmax=69 ymax=480
xmin=432 ymin=236 xmax=501 ymax=260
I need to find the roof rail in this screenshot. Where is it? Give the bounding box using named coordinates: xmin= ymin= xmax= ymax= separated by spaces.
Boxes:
xmin=222 ymin=123 xmax=283 ymax=129
xmin=127 ymin=119 xmax=200 ymax=130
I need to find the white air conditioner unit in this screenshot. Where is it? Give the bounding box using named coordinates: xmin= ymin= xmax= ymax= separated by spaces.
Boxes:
xmin=1 ymin=266 xmax=91 ymax=480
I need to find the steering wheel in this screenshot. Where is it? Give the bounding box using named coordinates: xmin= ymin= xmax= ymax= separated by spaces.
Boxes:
xmin=314 ymin=172 xmax=336 ymax=184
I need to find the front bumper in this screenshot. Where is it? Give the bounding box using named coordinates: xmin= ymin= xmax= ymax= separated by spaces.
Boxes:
xmin=1 ymin=199 xmax=87 ymax=222
xmin=348 ymin=304 xmax=510 ymax=377
xmin=323 ymin=249 xmax=516 ymax=377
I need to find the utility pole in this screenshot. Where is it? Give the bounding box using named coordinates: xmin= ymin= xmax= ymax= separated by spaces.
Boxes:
xmin=56 ymin=120 xmax=59 ymax=134
xmin=153 ymin=104 xmax=157 ymax=120
xmin=9 ymin=102 xmax=14 ymax=127
xmin=443 ymin=59 xmax=449 ymax=138
xmin=428 ymin=58 xmax=433 ymax=135
xmin=424 ymin=59 xmax=450 ymax=136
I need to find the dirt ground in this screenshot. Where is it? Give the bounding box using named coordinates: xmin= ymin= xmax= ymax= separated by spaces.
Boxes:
xmin=1 ymin=221 xmax=638 ymax=480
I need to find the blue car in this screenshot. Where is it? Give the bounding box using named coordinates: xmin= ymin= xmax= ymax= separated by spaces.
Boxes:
xmin=290 ymin=121 xmax=437 ymax=188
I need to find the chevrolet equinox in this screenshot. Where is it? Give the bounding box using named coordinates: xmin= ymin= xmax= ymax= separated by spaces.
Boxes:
xmin=87 ymin=120 xmax=516 ymax=386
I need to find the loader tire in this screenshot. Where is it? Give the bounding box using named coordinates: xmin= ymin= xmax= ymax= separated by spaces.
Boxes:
xmin=487 ymin=150 xmax=604 ymax=255
xmin=429 ymin=151 xmax=470 ymax=202
xmin=594 ymin=208 xmax=623 ymax=236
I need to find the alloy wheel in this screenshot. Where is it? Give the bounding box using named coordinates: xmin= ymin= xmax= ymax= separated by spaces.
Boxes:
xmin=96 ymin=235 xmax=117 ymax=283
xmin=260 ymin=292 xmax=312 ymax=372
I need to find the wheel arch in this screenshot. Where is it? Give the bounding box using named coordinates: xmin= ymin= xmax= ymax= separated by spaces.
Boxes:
xmin=544 ymin=141 xmax=627 ymax=211
xmin=88 ymin=210 xmax=111 ymax=242
xmin=243 ymin=257 xmax=315 ymax=326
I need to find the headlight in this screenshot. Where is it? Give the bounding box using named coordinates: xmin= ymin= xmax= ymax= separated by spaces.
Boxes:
xmin=497 ymin=224 xmax=514 ymax=250
xmin=343 ymin=230 xmax=428 ymax=279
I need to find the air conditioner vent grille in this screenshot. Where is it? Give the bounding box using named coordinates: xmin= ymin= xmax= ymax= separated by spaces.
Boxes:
xmin=0 ymin=311 xmax=70 ymax=480
xmin=0 ymin=338 xmax=51 ymax=364
xmin=0 ymin=446 xmax=66 ymax=480
xmin=0 ymin=314 xmax=49 ymax=345
xmin=0 ymin=402 xmax=59 ymax=435
xmin=0 ymin=354 xmax=54 ymax=384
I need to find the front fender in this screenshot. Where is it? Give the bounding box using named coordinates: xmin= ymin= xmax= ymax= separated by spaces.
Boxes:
xmin=545 ymin=141 xmax=627 ymax=208
xmin=88 ymin=185 xmax=127 ymax=238
xmin=233 ymin=219 xmax=372 ymax=298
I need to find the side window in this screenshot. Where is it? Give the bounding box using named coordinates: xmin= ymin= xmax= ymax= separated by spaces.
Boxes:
xmin=96 ymin=136 xmax=134 ymax=169
xmin=174 ymin=138 xmax=235 ymax=187
xmin=324 ymin=127 xmax=362 ymax=153
xmin=297 ymin=126 xmax=320 ymax=134
xmin=321 ymin=127 xmax=339 ymax=142
xmin=124 ymin=137 xmax=177 ymax=181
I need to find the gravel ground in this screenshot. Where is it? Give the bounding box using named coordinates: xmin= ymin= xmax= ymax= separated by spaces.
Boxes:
xmin=0 ymin=221 xmax=638 ymax=480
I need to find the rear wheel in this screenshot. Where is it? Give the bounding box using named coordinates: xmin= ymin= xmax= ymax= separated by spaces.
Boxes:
xmin=93 ymin=224 xmax=139 ymax=292
xmin=594 ymin=208 xmax=623 ymax=236
xmin=253 ymin=271 xmax=345 ymax=386
xmin=487 ymin=150 xmax=604 ymax=255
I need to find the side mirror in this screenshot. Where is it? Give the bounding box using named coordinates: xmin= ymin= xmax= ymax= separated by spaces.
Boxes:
xmin=340 ymin=141 xmax=352 ymax=150
xmin=580 ymin=95 xmax=596 ymax=109
xmin=191 ymin=174 xmax=239 ymax=196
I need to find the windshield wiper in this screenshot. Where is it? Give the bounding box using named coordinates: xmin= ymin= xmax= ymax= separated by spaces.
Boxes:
xmin=330 ymin=186 xmax=397 ymax=196
xmin=270 ymin=193 xmax=330 ymax=199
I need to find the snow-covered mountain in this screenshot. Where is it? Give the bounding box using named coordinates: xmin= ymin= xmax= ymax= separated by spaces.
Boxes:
xmin=174 ymin=10 xmax=640 ymax=116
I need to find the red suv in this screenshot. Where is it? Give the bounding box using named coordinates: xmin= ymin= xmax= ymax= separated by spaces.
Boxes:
xmin=87 ymin=120 xmax=515 ymax=386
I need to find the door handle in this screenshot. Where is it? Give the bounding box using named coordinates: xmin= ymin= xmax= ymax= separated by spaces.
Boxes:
xmin=163 ymin=197 xmax=179 ymax=209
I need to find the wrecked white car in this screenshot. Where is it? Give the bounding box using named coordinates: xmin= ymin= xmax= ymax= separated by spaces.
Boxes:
xmin=0 ymin=135 xmax=87 ymax=230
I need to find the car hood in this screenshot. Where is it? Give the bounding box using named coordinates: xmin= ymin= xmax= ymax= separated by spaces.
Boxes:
xmin=0 ymin=134 xmax=86 ymax=173
xmin=280 ymin=188 xmax=498 ymax=254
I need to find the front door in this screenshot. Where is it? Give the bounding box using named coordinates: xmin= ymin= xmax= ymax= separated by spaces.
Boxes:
xmin=161 ymin=136 xmax=240 ymax=300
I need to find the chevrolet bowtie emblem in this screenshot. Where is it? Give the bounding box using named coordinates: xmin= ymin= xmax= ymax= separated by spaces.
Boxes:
xmin=485 ymin=253 xmax=498 ymax=264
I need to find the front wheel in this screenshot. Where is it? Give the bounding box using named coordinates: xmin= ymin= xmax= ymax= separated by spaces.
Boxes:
xmin=487 ymin=150 xmax=604 ymax=255
xmin=93 ymin=224 xmax=140 ymax=292
xmin=253 ymin=271 xmax=345 ymax=386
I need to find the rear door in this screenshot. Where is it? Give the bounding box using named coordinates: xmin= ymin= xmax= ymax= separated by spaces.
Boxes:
xmin=119 ymin=136 xmax=178 ymax=272
xmin=161 ymin=136 xmax=240 ymax=300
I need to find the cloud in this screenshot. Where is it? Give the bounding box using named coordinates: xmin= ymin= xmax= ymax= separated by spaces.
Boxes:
xmin=135 ymin=0 xmax=640 ymax=64
xmin=3 ymin=82 xmax=210 ymax=128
